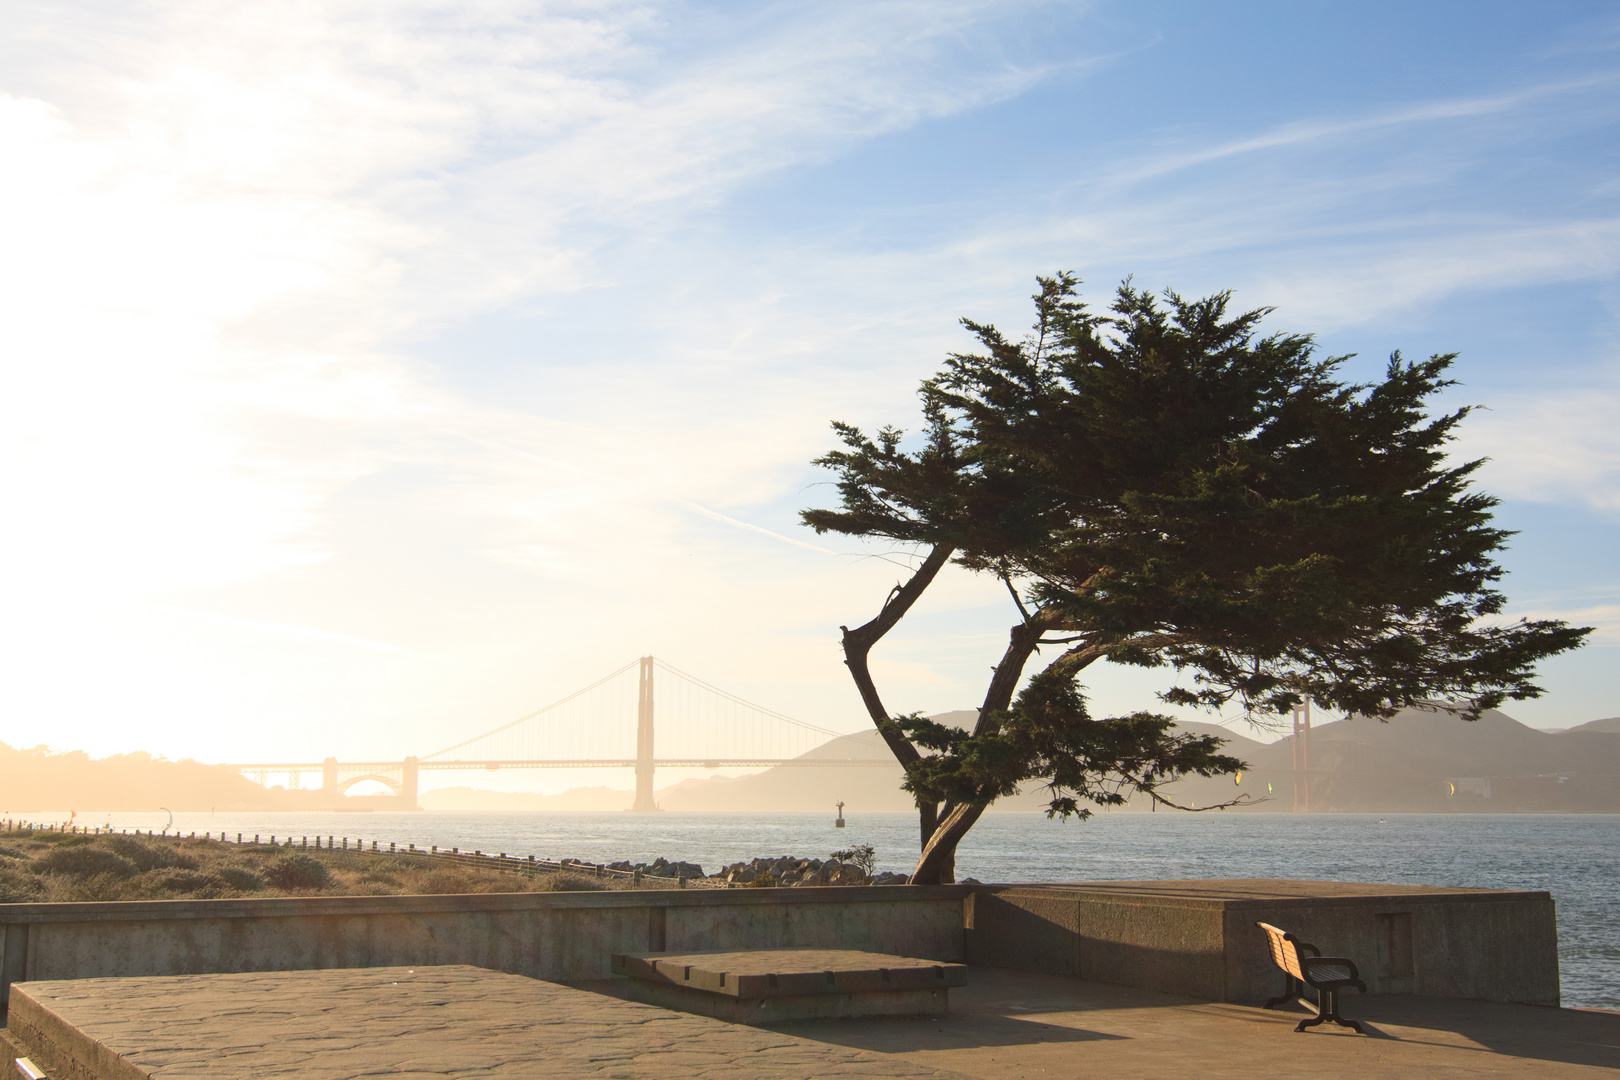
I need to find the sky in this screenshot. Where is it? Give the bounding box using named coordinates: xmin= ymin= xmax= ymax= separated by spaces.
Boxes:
xmin=2 ymin=0 xmax=1617 ymax=793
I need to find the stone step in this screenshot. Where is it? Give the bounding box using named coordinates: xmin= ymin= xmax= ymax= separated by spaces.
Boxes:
xmin=610 ymin=948 xmax=967 ymax=1023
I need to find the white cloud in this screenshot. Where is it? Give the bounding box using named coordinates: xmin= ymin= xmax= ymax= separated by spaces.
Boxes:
xmin=1104 ymin=73 xmax=1620 ymax=190
xmin=0 ymin=0 xmax=1075 ymax=759
xmin=1514 ymin=603 xmax=1620 ymax=645
xmin=1453 ymin=380 xmax=1620 ymax=513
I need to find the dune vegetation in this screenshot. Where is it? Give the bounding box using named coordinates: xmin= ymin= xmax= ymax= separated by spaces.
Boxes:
xmin=0 ymin=828 xmax=641 ymax=903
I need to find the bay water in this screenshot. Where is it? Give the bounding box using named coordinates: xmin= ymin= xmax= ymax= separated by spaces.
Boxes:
xmin=70 ymin=808 xmax=1619 ymax=1009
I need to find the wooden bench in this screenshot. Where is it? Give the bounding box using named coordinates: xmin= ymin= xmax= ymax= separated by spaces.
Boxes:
xmin=610 ymin=948 xmax=967 ymax=1024
xmin=1256 ymin=921 xmax=1367 ymax=1033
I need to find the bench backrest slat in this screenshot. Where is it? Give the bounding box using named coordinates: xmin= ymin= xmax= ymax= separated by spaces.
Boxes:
xmin=1256 ymin=921 xmax=1304 ymax=980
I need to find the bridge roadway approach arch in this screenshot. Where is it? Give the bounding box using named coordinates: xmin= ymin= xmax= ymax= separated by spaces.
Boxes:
xmin=222 ymin=656 xmax=894 ymax=811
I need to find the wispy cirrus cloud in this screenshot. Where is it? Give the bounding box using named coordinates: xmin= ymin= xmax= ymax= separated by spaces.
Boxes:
xmin=0 ymin=0 xmax=1082 ymax=757
xmin=1454 ymin=379 xmax=1620 ymax=515
xmin=1103 ymin=73 xmax=1620 ymax=190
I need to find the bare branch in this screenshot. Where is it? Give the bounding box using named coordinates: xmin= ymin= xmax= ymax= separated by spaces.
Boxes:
xmin=839 ymin=543 xmax=956 ymax=847
xmin=1002 ymin=575 xmax=1034 ymax=624
xmin=1115 ymin=769 xmax=1263 ymax=813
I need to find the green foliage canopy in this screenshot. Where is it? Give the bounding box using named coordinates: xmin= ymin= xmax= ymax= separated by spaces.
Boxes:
xmin=803 ymin=274 xmax=1589 ymax=881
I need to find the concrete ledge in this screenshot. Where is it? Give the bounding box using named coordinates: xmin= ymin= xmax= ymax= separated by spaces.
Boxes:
xmin=612 ymin=948 xmax=968 ymax=997
xmin=611 ymin=948 xmax=967 ymax=1022
xmin=0 ymin=883 xmax=970 ymax=923
xmin=622 ymin=980 xmax=952 ymax=1023
xmin=0 ymin=887 xmax=969 ymax=1016
xmin=965 ymin=879 xmax=1559 ymax=1006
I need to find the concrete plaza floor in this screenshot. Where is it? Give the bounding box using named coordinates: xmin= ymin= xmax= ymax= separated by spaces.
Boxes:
xmin=575 ymin=963 xmax=1620 ymax=1079
xmin=9 ymin=963 xmax=1616 ymax=1079
xmin=757 ymin=967 xmax=1620 ymax=1080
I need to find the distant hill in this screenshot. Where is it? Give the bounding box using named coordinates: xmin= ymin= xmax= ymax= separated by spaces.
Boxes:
xmin=1129 ymin=707 xmax=1620 ymax=813
xmin=657 ymin=728 xmax=911 ymax=812
xmin=657 ymin=706 xmax=1620 ymax=815
xmin=0 ymin=743 xmax=282 ymax=813
xmin=1562 ymin=716 xmax=1620 ymax=735
xmin=658 ymin=710 xmax=1028 ymax=813
xmin=654 ymin=713 xmax=1275 ymax=814
xmin=12 ymin=705 xmax=1616 ymax=815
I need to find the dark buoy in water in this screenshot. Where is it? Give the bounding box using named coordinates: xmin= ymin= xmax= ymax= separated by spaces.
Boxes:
xmin=835 ymin=800 xmax=846 ymax=828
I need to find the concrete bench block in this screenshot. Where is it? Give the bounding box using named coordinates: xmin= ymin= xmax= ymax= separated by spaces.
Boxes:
xmin=612 ymin=947 xmax=967 ymax=1023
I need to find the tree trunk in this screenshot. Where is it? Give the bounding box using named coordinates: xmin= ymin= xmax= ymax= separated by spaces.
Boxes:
xmin=911 ymin=801 xmax=986 ymax=884
xmin=907 ymin=619 xmax=1047 ymax=884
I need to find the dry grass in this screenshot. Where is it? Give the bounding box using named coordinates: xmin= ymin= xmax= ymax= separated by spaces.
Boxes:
xmin=0 ymin=830 xmax=653 ymax=902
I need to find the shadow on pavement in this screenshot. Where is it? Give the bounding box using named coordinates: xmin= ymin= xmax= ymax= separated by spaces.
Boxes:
xmin=772 ymin=1012 xmax=1127 ymax=1051
xmin=574 ymin=966 xmax=1620 ymax=1074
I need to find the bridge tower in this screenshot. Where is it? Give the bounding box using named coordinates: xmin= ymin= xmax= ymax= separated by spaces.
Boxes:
xmin=1292 ymin=702 xmax=1311 ymax=812
xmin=401 ymin=756 xmax=420 ymax=810
xmin=632 ymin=655 xmax=657 ymax=811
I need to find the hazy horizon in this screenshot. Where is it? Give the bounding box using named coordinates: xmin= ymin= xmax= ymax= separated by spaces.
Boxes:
xmin=10 ymin=704 xmax=1620 ymax=814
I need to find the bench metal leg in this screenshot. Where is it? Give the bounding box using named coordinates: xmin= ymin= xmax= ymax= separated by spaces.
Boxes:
xmin=1263 ymin=975 xmax=1304 ymax=1010
xmin=1293 ymin=987 xmax=1366 ymax=1034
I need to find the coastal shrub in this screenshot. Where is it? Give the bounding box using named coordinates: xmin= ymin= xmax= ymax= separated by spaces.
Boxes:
xmin=829 ymin=845 xmax=876 ymax=881
xmin=0 ymin=834 xmax=674 ymax=899
xmin=214 ymin=863 xmax=265 ymax=892
xmin=411 ymin=869 xmax=485 ymax=894
xmin=104 ymin=835 xmax=192 ymax=873
xmin=264 ymin=853 xmax=330 ymax=891
xmin=0 ymin=867 xmax=44 ymax=903
xmin=354 ymin=870 xmax=402 ymax=889
xmin=365 ymin=857 xmax=418 ymax=874
xmin=136 ymin=868 xmax=230 ymax=898
xmin=339 ymin=873 xmax=403 ymax=896
xmin=35 ymin=845 xmax=139 ymax=880
xmin=47 ymin=871 xmax=135 ymax=902
xmin=528 ymin=872 xmax=606 ymax=893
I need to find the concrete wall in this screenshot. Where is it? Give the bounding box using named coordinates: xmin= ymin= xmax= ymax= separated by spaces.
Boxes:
xmin=965 ymin=888 xmax=1227 ymax=996
xmin=0 ymin=887 xmax=968 ymax=1017
xmin=965 ymin=880 xmax=1560 ymax=1006
xmin=2 ymin=879 xmax=1561 ymax=1016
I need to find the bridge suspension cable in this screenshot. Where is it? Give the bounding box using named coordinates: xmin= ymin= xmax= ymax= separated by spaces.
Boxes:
xmin=423 ymin=658 xmax=642 ymax=762
xmin=230 ymin=656 xmax=886 ymax=812
xmin=421 ymin=656 xmax=850 ymax=771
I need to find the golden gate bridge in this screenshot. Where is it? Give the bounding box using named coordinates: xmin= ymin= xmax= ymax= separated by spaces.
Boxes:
xmin=222 ymin=657 xmax=892 ymax=810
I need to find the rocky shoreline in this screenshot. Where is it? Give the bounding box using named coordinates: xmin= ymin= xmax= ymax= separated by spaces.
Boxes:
xmin=597 ymin=854 xmax=908 ymax=887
